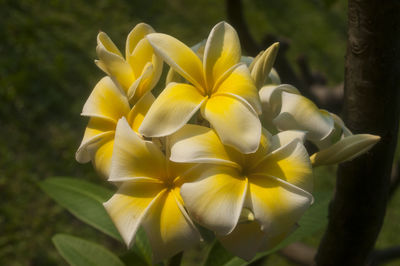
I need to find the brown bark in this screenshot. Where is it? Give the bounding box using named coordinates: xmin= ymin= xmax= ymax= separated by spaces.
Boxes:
xmin=315 ymin=1 xmax=400 ymax=266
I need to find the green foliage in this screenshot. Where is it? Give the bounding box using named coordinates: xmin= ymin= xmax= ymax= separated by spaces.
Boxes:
xmin=53 ymin=234 xmax=124 ymax=266
xmin=39 ymin=177 xmax=121 ymax=241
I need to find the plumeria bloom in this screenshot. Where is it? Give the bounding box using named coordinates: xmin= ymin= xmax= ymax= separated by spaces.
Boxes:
xmin=75 ymin=76 xmax=154 ymax=177
xmin=259 ymin=84 xmax=380 ymax=165
xmin=169 ymin=125 xmax=313 ymax=260
xmin=259 ymin=84 xmax=335 ymax=142
xmin=103 ymin=118 xmax=201 ymax=262
xmin=139 ymin=21 xmax=262 ymax=154
xmin=96 ymin=23 xmax=162 ymax=104
xmin=310 ymin=113 xmax=380 ymax=166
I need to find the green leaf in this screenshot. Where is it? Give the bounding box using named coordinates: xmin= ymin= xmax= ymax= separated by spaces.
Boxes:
xmin=39 ymin=177 xmax=121 ymax=241
xmin=132 ymin=227 xmax=153 ymax=265
xmin=53 ymin=234 xmax=125 ymax=266
xmin=205 ymin=191 xmax=331 ymax=266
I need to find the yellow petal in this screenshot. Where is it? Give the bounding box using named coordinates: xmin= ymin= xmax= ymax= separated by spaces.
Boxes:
xmin=214 ymin=64 xmax=261 ymax=114
xmin=252 ymin=139 xmax=313 ymax=192
xmin=93 ymin=137 xmax=114 ymax=178
xmin=310 ymin=134 xmax=380 ymax=166
xmin=143 ymin=190 xmax=201 ymax=263
xmin=127 ymin=38 xmax=156 ymax=78
xmin=125 ymin=23 xmax=155 ymax=59
xmin=248 ymin=174 xmax=312 ymax=236
xmin=169 ymin=124 xmax=242 ymax=168
xmin=103 ymin=181 xmax=164 ymax=247
xmin=250 ymin=42 xmax=280 ymax=90
xmin=219 ymin=221 xmax=267 ymax=261
xmin=81 ymin=77 xmax=130 ymax=123
xmin=202 ymin=95 xmax=261 ymax=154
xmin=139 ymin=83 xmax=206 ymax=137
xmin=180 ymin=164 xmax=247 ymax=235
xmin=110 ymin=118 xmax=166 ymax=182
xmin=274 ymin=92 xmax=335 ymax=142
xmin=75 ymin=118 xmax=115 ymax=163
xmin=127 ymin=92 xmax=155 ymax=133
xmin=97 ymin=33 xmax=134 ymax=90
xmin=147 ymin=33 xmax=206 ymax=90
xmin=126 ymin=62 xmax=153 ymax=103
xmin=203 ymin=21 xmax=241 ymax=88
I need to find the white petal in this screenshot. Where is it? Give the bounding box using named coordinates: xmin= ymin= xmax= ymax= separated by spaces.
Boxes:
xmin=109 ymin=117 xmax=166 ymax=182
xmin=273 ymin=92 xmax=335 ymax=142
xmin=139 ymin=83 xmax=206 ymax=137
xmin=143 ymin=190 xmax=201 ymax=263
xmin=310 ymin=134 xmax=380 ymax=166
xmin=103 ymin=181 xmax=164 ymax=247
xmin=180 ymin=164 xmax=247 ymax=235
xmin=169 ymin=124 xmax=242 ymax=168
xmin=202 ymin=95 xmax=261 ymax=154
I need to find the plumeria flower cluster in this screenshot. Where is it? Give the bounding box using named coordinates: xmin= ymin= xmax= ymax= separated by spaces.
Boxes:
xmin=76 ymin=22 xmax=380 ymax=262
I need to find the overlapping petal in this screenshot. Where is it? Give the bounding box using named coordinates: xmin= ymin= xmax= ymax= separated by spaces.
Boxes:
xmin=127 ymin=92 xmax=155 ymax=133
xmin=214 ymin=64 xmax=261 ymax=114
xmin=218 ymin=221 xmax=267 ymax=261
xmin=96 ymin=32 xmax=134 ymax=90
xmin=203 ymin=21 xmax=241 ymax=88
xmin=103 ymin=181 xmax=164 ymax=247
xmin=139 ymin=83 xmax=206 ymax=137
xmin=169 ymin=124 xmax=242 ymax=168
xmin=248 ymin=174 xmax=312 ymax=236
xmin=273 ymin=92 xmax=334 ymax=142
xmin=92 ymin=137 xmax=114 ymax=177
xmin=143 ymin=190 xmax=201 ymax=263
xmin=251 ymin=140 xmax=313 ymax=192
xmin=180 ymin=165 xmax=247 ymax=235
xmin=110 ymin=118 xmax=166 ymax=182
xmin=81 ymin=77 xmax=130 ymax=123
xmin=201 ymin=95 xmax=261 ymax=154
xmin=147 ymin=33 xmax=206 ymax=89
xmin=310 ymin=134 xmax=380 ymax=166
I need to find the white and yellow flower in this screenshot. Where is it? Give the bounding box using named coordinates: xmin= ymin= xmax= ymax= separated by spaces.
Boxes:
xmin=310 ymin=113 xmax=380 ymax=166
xmin=103 ymin=118 xmax=201 ymax=262
xmin=169 ymin=125 xmax=313 ymax=260
xmin=96 ymin=23 xmax=162 ymax=104
xmin=139 ymin=21 xmax=262 ymax=154
xmin=75 ymin=76 xmax=154 ymax=177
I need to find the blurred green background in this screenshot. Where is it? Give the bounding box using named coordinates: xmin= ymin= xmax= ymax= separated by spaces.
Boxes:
xmin=1 ymin=0 xmax=399 ymax=265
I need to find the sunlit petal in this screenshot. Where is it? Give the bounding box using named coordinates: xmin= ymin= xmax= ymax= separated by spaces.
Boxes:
xmin=76 ymin=118 xmax=115 ymax=163
xmin=97 ymin=33 xmax=134 ymax=90
xmin=252 ymin=139 xmax=313 ymax=192
xmin=143 ymin=190 xmax=201 ymax=263
xmin=147 ymin=33 xmax=205 ymax=89
xmin=93 ymin=137 xmax=114 ymax=178
xmin=180 ymin=165 xmax=247 ymax=235
xmin=103 ymin=181 xmax=164 ymax=247
xmin=251 ymin=42 xmax=280 ymax=90
xmin=248 ymin=174 xmax=312 ymax=236
xmin=214 ymin=64 xmax=261 ymax=114
xmin=202 ymin=95 xmax=261 ymax=154
xmin=125 ymin=23 xmax=155 ymax=60
xmin=110 ymin=118 xmax=166 ymax=182
xmin=139 ymin=83 xmax=206 ymax=137
xmin=169 ymin=124 xmax=242 ymax=168
xmin=203 ymin=21 xmax=240 ymax=87
xmin=127 ymin=92 xmax=155 ymax=133
xmin=269 ymin=130 xmax=307 ymax=153
xmin=81 ymin=77 xmax=130 ymax=123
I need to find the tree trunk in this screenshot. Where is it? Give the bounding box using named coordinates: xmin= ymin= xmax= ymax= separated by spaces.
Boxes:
xmin=315 ymin=1 xmax=400 ymax=265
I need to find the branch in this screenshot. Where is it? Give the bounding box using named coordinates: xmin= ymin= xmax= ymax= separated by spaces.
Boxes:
xmin=315 ymin=1 xmax=400 ymax=265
